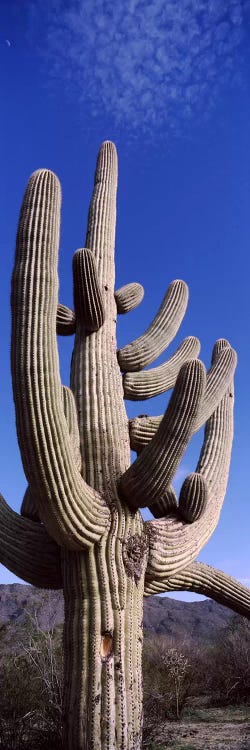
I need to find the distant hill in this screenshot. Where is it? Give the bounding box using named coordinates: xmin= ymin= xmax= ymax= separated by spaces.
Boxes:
xmin=0 ymin=583 xmax=236 ymax=649
xmin=143 ymin=593 xmax=234 ymax=642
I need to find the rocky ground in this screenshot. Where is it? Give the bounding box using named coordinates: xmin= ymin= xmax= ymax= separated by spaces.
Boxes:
xmin=144 ymin=707 xmax=250 ymax=750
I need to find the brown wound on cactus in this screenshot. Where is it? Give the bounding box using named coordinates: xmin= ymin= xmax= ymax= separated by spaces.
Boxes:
xmin=100 ymin=631 xmax=113 ymax=661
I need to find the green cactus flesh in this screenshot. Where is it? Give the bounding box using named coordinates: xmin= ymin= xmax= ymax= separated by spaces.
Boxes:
xmin=1 ymin=141 xmax=250 ymax=750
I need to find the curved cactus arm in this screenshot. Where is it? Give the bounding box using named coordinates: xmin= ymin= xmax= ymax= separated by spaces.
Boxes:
xmin=12 ymin=168 xmax=110 ymax=550
xmin=194 ymin=340 xmax=236 ymax=431
xmin=129 ymin=340 xmax=236 ymax=453
xmin=61 ymin=385 xmax=82 ymax=472
xmin=56 ymin=303 xmax=76 ymax=336
xmin=144 ymin=561 xmax=250 ymax=618
xmin=21 ymin=487 xmax=40 ymax=522
xmin=0 ymin=494 xmax=62 ymax=589
xmin=123 ymin=336 xmax=200 ymax=400
xmin=119 ymin=360 xmax=206 ymax=511
xmin=145 ymin=375 xmax=234 ymax=578
xmin=178 ymin=473 xmax=208 ymax=523
xmin=115 ymin=282 xmax=144 ymax=313
xmin=73 ymin=247 xmax=105 ymax=332
xmin=117 ymin=279 xmax=188 ymax=373
xmin=129 ymin=414 xmax=161 ymax=454
xmin=21 ymin=385 xmax=82 ymax=521
xmin=149 ymin=476 xmax=207 ymax=522
xmin=149 ymin=485 xmax=178 ymax=518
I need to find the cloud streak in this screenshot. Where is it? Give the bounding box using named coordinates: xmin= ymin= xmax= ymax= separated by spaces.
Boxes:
xmin=31 ymin=0 xmax=250 ymax=136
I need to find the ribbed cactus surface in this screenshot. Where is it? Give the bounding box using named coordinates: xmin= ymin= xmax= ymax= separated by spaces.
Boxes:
xmin=1 ymin=141 xmax=249 ymax=750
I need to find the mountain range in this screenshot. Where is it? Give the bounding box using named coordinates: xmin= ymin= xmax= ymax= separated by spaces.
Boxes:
xmin=0 ymin=583 xmax=238 ymax=649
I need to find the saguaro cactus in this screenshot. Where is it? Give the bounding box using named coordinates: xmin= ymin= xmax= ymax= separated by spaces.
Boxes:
xmin=1 ymin=141 xmax=250 ymax=750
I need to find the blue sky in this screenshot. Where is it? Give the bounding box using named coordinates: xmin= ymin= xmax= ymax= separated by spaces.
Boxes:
xmin=1 ymin=0 xmax=250 ymax=600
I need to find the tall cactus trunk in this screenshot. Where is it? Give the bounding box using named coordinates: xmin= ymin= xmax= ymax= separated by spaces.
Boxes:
xmin=3 ymin=138 xmax=250 ymax=750
xmin=62 ymin=527 xmax=146 ymax=750
xmin=61 ymin=135 xmax=149 ymax=750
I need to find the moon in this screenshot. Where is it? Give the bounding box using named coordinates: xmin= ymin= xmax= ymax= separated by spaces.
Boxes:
xmin=5 ymin=40 xmax=11 ymax=47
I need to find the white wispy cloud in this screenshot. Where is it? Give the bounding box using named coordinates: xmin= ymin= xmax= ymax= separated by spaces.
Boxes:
xmin=30 ymin=0 xmax=250 ymax=135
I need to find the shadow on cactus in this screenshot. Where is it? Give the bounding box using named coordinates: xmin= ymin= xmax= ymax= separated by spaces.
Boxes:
xmin=1 ymin=141 xmax=250 ymax=750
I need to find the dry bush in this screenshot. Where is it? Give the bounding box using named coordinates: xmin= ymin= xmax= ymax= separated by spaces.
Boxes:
xmin=0 ymin=612 xmax=63 ymax=749
xmin=208 ymin=617 xmax=250 ymax=706
xmin=143 ymin=634 xmax=192 ymax=728
xmin=0 ymin=652 xmax=39 ymax=749
xmin=17 ymin=611 xmax=63 ymax=738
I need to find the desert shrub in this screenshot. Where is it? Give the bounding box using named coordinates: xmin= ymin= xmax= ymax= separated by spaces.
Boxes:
xmin=184 ymin=642 xmax=216 ymax=702
xmin=0 ymin=614 xmax=63 ymax=749
xmin=0 ymin=652 xmax=36 ymax=718
xmin=208 ymin=616 xmax=250 ymax=706
xmin=143 ymin=634 xmax=192 ymax=728
xmin=18 ymin=613 xmax=63 ymax=731
xmin=0 ymin=653 xmax=38 ymax=749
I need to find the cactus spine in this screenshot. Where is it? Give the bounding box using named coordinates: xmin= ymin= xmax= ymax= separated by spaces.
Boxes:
xmin=1 ymin=141 xmax=250 ymax=750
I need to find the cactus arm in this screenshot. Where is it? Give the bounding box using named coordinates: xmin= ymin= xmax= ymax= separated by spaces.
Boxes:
xmin=73 ymin=247 xmax=105 ymax=332
xmin=178 ymin=473 xmax=208 ymax=522
xmin=129 ymin=414 xmax=162 ymax=454
xmin=61 ymin=385 xmax=82 ymax=472
xmin=11 ymin=168 xmax=110 ymax=550
xmin=144 ymin=561 xmax=250 ymax=618
xmin=115 ymin=282 xmax=144 ymax=313
xmin=0 ymin=494 xmax=62 ymax=588
xmin=21 ymin=487 xmax=40 ymax=522
xmin=145 ymin=375 xmax=234 ymax=579
xmin=194 ymin=340 xmax=236 ymax=431
xmin=119 ymin=360 xmax=206 ymax=511
xmin=71 ymin=142 xmax=131 ymax=497
xmin=117 ymin=279 xmax=188 ymax=372
xmin=149 ymin=485 xmax=178 ymax=518
xmin=21 ymin=384 xmax=81 ymax=520
xmin=123 ymin=336 xmax=200 ymax=400
xmin=129 ymin=341 xmax=236 ymax=452
xmin=21 ymin=384 xmax=82 ymax=521
xmin=149 ymin=476 xmax=207 ymax=522
xmin=56 ymin=303 xmax=76 ymax=335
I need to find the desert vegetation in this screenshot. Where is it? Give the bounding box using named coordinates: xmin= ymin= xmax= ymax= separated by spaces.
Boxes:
xmin=0 ymin=613 xmax=63 ymax=749
xmin=0 ymin=610 xmax=250 ymax=750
